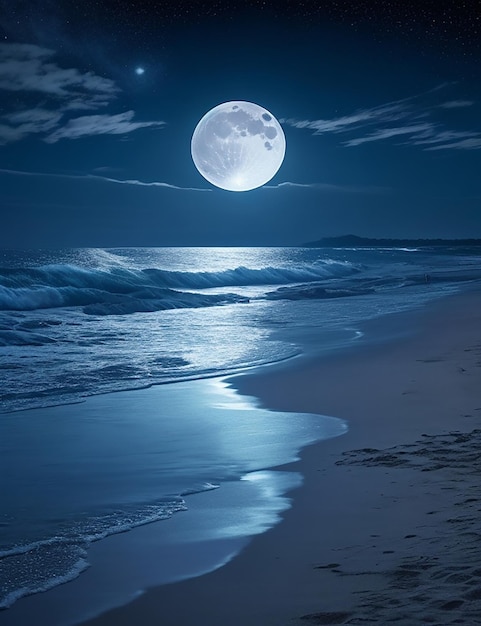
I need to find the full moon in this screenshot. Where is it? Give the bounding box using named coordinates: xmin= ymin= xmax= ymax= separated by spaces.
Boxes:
xmin=191 ymin=101 xmax=286 ymax=192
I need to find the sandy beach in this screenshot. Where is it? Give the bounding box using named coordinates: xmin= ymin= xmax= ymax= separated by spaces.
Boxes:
xmin=71 ymin=287 xmax=481 ymax=626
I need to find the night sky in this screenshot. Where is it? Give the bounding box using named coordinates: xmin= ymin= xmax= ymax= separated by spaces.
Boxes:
xmin=1 ymin=0 xmax=480 ymax=247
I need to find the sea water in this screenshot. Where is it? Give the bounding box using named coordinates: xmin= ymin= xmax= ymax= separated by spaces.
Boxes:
xmin=1 ymin=246 xmax=480 ymax=620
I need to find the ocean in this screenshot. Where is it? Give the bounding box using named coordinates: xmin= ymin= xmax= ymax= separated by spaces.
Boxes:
xmin=1 ymin=245 xmax=480 ymax=623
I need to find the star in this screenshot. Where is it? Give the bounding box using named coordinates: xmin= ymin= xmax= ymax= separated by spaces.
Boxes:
xmin=135 ymin=67 xmax=145 ymax=76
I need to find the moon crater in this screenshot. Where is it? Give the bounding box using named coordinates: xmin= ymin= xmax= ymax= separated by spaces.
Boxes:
xmin=191 ymin=101 xmax=286 ymax=192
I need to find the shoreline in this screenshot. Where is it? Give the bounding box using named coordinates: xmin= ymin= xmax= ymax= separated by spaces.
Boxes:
xmin=77 ymin=287 xmax=481 ymax=625
xmin=1 ymin=377 xmax=345 ymax=626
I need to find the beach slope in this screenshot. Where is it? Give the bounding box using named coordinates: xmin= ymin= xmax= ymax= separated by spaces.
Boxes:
xmin=81 ymin=289 xmax=481 ymax=626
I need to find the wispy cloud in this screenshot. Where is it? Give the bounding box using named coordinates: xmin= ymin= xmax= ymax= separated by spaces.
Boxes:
xmin=263 ymin=181 xmax=332 ymax=189
xmin=0 ymin=108 xmax=63 ymax=143
xmin=262 ymin=181 xmax=389 ymax=193
xmin=44 ymin=111 xmax=164 ymax=143
xmin=409 ymin=130 xmax=479 ymax=147
xmin=0 ymin=43 xmax=165 ymax=144
xmin=0 ymin=43 xmax=116 ymax=101
xmin=284 ymin=86 xmax=480 ymax=152
xmin=344 ymin=124 xmax=434 ymax=147
xmin=425 ymin=138 xmax=481 ymax=151
xmin=0 ymin=168 xmax=386 ymax=193
xmin=85 ymin=173 xmax=211 ymax=192
xmin=0 ymin=168 xmax=211 ymax=192
xmin=439 ymin=100 xmax=474 ymax=109
xmin=283 ymin=101 xmax=412 ymax=136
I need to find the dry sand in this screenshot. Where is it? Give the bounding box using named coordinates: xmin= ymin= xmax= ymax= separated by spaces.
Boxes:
xmin=81 ymin=289 xmax=481 ymax=626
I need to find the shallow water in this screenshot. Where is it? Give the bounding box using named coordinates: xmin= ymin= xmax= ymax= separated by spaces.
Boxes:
xmin=0 ymin=377 xmax=346 ymax=617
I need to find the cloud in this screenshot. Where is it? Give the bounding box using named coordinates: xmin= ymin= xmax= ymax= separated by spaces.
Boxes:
xmin=0 ymin=108 xmax=63 ymax=143
xmin=262 ymin=181 xmax=389 ymax=193
xmin=344 ymin=124 xmax=435 ymax=147
xmin=439 ymin=100 xmax=474 ymax=109
xmin=0 ymin=43 xmax=165 ymax=144
xmin=282 ymin=102 xmax=411 ymax=136
xmin=0 ymin=43 xmax=117 ymax=101
xmin=44 ymin=110 xmax=165 ymax=143
xmin=285 ymin=85 xmax=480 ymax=152
xmin=85 ymin=173 xmax=211 ymax=191
xmin=0 ymin=123 xmax=27 ymax=144
xmin=425 ymin=137 xmax=481 ymax=151
xmin=0 ymin=168 xmax=211 ymax=192
xmin=5 ymin=108 xmax=62 ymax=125
xmin=409 ymin=129 xmax=481 ymax=147
xmin=263 ymin=181 xmax=332 ymax=189
xmin=0 ymin=168 xmax=388 ymax=193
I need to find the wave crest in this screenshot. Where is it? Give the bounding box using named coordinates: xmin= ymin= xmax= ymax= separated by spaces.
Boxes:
xmin=0 ymin=261 xmax=358 ymax=314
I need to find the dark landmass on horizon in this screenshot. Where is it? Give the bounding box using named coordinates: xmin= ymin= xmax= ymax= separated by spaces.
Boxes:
xmin=304 ymin=235 xmax=481 ymax=248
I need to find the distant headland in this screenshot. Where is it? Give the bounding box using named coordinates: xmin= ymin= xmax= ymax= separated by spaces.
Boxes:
xmin=304 ymin=235 xmax=481 ymax=247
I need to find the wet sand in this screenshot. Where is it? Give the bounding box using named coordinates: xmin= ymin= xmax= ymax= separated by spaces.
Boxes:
xmin=77 ymin=288 xmax=481 ymax=625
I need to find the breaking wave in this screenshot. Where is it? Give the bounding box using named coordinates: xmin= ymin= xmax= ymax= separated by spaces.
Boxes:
xmin=0 ymin=261 xmax=359 ymax=314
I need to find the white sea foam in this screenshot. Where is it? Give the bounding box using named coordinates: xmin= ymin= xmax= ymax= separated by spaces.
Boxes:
xmin=0 ymin=497 xmax=190 ymax=609
xmin=0 ymin=556 xmax=90 ymax=609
